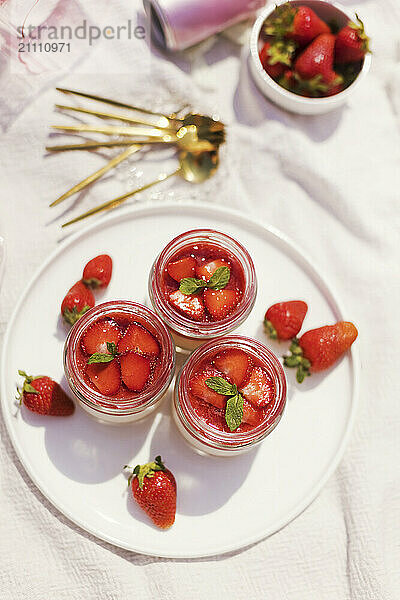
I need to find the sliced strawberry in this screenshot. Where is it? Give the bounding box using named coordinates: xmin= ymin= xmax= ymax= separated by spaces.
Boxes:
xmin=167 ymin=256 xmax=196 ymax=282
xmin=214 ymin=349 xmax=251 ymax=387
xmin=118 ymin=323 xmax=160 ymax=356
xmin=240 ymin=367 xmax=276 ymax=408
xmin=242 ymin=399 xmax=265 ymax=427
xmin=120 ymin=352 xmax=151 ymax=392
xmin=86 ymin=360 xmax=121 ymax=396
xmin=81 ymin=319 xmax=122 ymax=355
xmin=195 ymin=258 xmax=230 ymax=282
xmin=189 ymin=368 xmax=226 ymax=410
xmin=203 ymin=288 xmax=238 ymax=320
xmin=169 ymin=290 xmax=205 ymax=321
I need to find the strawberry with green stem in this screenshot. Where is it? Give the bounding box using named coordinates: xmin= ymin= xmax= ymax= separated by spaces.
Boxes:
xmin=83 ymin=254 xmax=113 ymax=289
xmin=283 ymin=321 xmax=358 ymax=383
xmin=61 ymin=280 xmax=95 ymax=326
xmin=264 ymin=300 xmax=308 ymax=341
xmin=335 ymin=15 xmax=370 ymax=64
xmin=17 ymin=370 xmax=75 ymax=416
xmin=264 ymin=3 xmax=330 ymax=46
xmin=259 ymin=39 xmax=297 ymax=80
xmin=293 ymin=33 xmax=343 ymax=96
xmin=124 ymin=456 xmax=176 ymax=529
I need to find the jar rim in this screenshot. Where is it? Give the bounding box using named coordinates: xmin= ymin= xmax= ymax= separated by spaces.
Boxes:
xmin=175 ymin=335 xmax=287 ymax=450
xmin=148 ymin=229 xmax=257 ymax=339
xmin=64 ymin=300 xmax=176 ymax=415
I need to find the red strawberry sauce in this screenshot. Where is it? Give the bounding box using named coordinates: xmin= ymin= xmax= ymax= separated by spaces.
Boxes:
xmin=174 ymin=336 xmax=287 ymax=455
xmin=149 ymin=230 xmax=257 ymax=351
xmin=76 ymin=312 xmax=162 ymax=399
xmin=162 ymin=242 xmax=246 ymax=323
xmin=64 ymin=301 xmax=175 ymax=423
xmin=188 ymin=351 xmax=274 ymax=434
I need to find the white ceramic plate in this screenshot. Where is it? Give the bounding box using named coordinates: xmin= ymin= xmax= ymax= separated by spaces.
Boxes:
xmin=1 ymin=201 xmax=359 ymax=558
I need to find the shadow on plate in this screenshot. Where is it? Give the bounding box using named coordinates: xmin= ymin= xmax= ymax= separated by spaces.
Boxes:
xmin=20 ymin=374 xmax=153 ymax=484
xmin=146 ymin=395 xmax=259 ymax=517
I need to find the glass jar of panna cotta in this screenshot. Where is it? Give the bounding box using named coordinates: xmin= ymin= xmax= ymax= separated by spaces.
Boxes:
xmin=148 ymin=229 xmax=257 ymax=351
xmin=64 ymin=301 xmax=175 ymax=424
xmin=174 ymin=336 xmax=287 ymax=456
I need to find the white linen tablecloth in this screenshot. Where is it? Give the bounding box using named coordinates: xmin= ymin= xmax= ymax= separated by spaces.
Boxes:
xmin=0 ymin=1 xmax=399 ymax=598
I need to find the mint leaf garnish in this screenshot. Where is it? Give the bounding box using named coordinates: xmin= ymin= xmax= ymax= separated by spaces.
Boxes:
xmin=179 ymin=266 xmax=231 ymax=296
xmin=225 ymin=392 xmax=244 ymax=432
xmin=206 ymin=377 xmax=237 ymax=396
xmin=205 ymin=375 xmax=243 ymax=431
xmin=87 ymin=354 xmax=115 ymax=364
xmin=207 ymin=266 xmax=230 ymax=290
xmin=87 ymin=341 xmax=118 ymax=364
xmin=179 ymin=277 xmax=206 ymax=295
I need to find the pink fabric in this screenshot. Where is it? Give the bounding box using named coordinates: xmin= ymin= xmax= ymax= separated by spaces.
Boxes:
xmin=147 ymin=0 xmax=265 ymax=49
xmin=0 ymin=0 xmax=93 ymax=129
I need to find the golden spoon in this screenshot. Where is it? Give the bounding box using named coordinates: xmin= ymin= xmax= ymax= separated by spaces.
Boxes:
xmin=49 ymin=144 xmax=141 ymax=207
xmin=49 ymin=127 xmax=218 ymax=206
xmin=51 ymin=123 xmax=173 ymax=137
xmin=56 ymin=87 xmax=182 ymax=128
xmin=56 ymin=87 xmax=224 ymax=134
xmin=46 ymin=140 xmax=140 ymax=152
xmin=62 ymin=150 xmax=219 ymax=227
xmin=55 ymin=104 xmax=176 ymax=130
xmin=50 ymin=124 xmax=218 ymax=153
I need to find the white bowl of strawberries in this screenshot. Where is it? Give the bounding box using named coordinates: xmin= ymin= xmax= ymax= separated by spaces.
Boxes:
xmin=249 ymin=0 xmax=371 ymax=115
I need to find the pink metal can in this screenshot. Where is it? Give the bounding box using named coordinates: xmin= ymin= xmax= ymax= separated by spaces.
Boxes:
xmin=143 ymin=0 xmax=265 ymax=51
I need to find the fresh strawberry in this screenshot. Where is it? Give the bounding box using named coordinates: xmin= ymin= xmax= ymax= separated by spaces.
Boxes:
xmin=259 ymin=40 xmax=297 ymax=80
xmin=195 ymin=258 xmax=230 ymax=282
xmin=86 ymin=360 xmax=121 ymax=395
xmin=120 ymin=352 xmax=151 ymax=392
xmin=242 ymin=399 xmax=265 ymax=427
xmin=265 ymin=3 xmax=330 ymax=46
xmin=284 ymin=321 xmax=358 ymax=382
xmin=81 ymin=319 xmax=122 ymax=355
xmin=190 ymin=367 xmax=226 ymax=409
xmin=335 ymin=15 xmax=370 ymax=64
xmin=167 ymin=256 xmax=196 ymax=282
xmin=117 ymin=323 xmax=160 ymax=356
xmin=61 ymin=280 xmax=95 ymax=326
xmin=169 ymin=290 xmax=205 ymax=321
xmin=203 ymin=288 xmax=238 ymax=320
xmin=240 ymin=367 xmax=275 ymax=408
xmin=126 ymin=455 xmax=176 ymax=529
xmin=83 ymin=254 xmax=113 ymax=288
xmin=17 ymin=370 xmax=75 ymax=416
xmin=214 ymin=349 xmax=252 ymax=387
xmin=264 ymin=300 xmax=308 ymax=340
xmin=294 ymin=34 xmax=342 ymax=91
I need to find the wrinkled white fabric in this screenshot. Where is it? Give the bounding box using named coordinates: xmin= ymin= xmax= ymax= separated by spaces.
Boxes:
xmin=0 ymin=1 xmax=399 ymax=599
